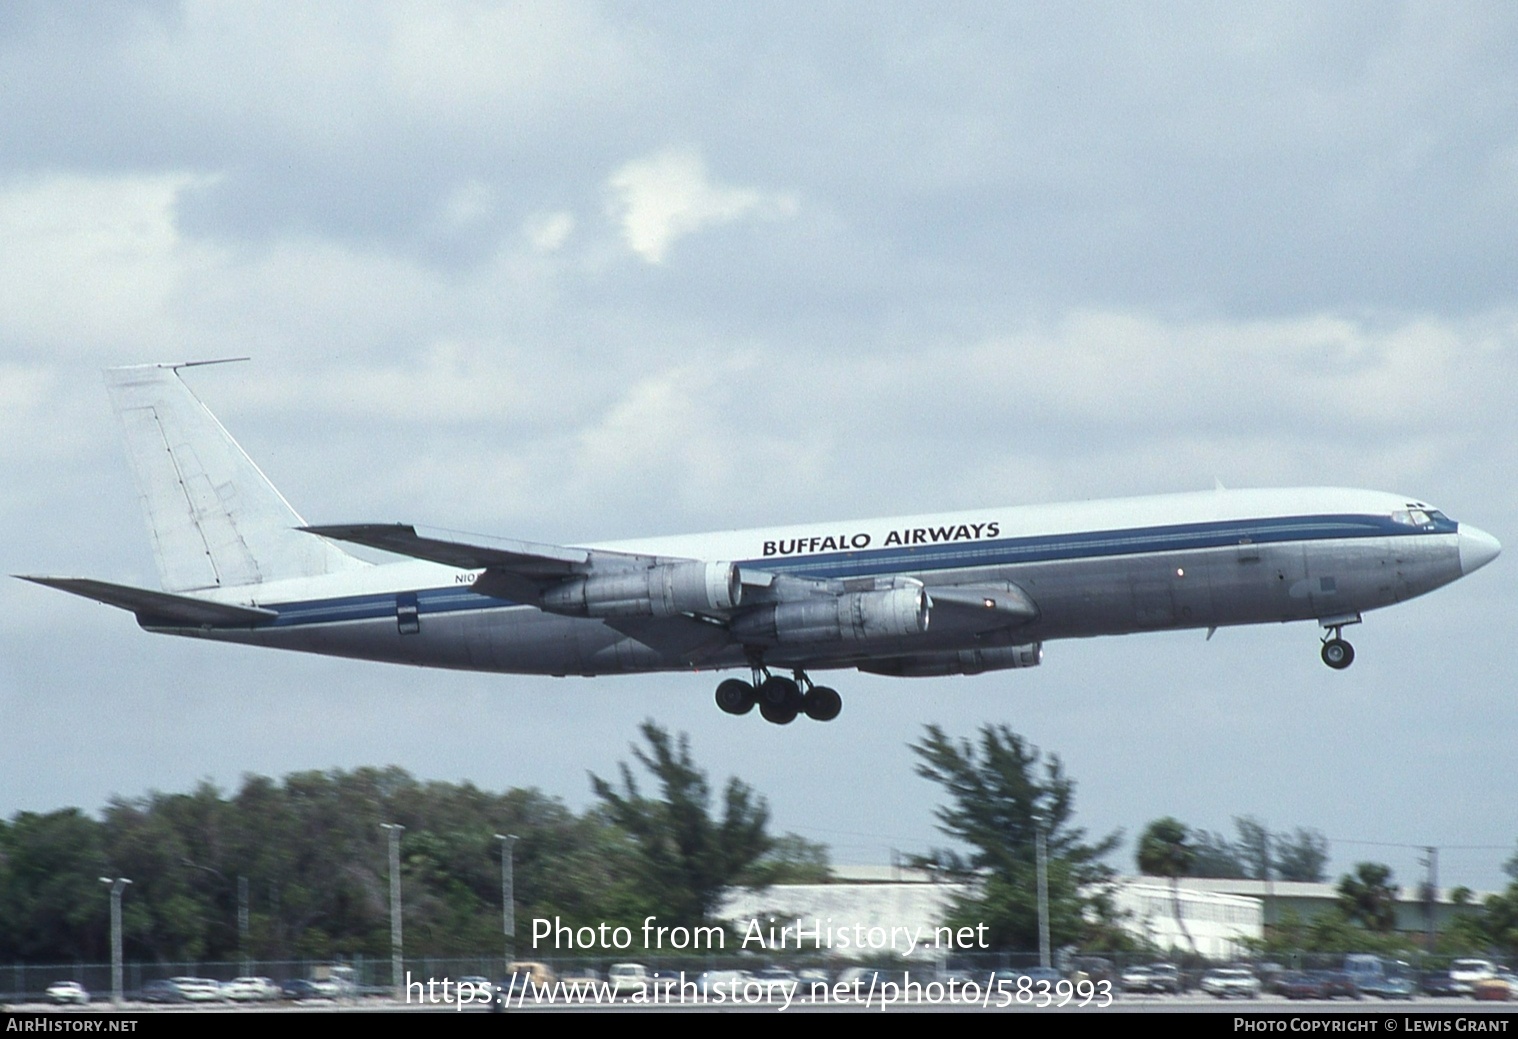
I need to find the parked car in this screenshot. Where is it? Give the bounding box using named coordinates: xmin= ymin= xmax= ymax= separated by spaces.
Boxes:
xmin=1122 ymin=963 xmax=1179 ymax=994
xmin=506 ymin=961 xmax=556 ymax=987
xmin=46 ymin=980 xmax=90 ymax=1006
xmin=557 ymin=967 xmax=602 ymax=987
xmin=1316 ymin=970 xmax=1363 ymax=1000
xmin=1200 ymin=967 xmax=1261 ymax=999
xmin=1018 ymin=966 xmax=1065 ymax=989
xmin=280 ymin=978 xmax=326 ymax=1001
xmin=1279 ymin=971 xmax=1328 ymax=1000
xmin=168 ymin=977 xmax=223 ymax=1002
xmin=222 ymin=976 xmax=281 ymax=1002
xmin=609 ymin=963 xmax=649 ymax=997
xmin=1421 ymin=970 xmax=1461 ymax=997
xmin=1451 ymin=959 xmax=1498 ymax=996
xmin=138 ymin=979 xmax=188 ymax=1004
xmin=1473 ymin=975 xmax=1514 ymax=1002
xmin=697 ymin=969 xmax=752 ymax=996
xmin=1344 ymin=956 xmax=1415 ymax=1000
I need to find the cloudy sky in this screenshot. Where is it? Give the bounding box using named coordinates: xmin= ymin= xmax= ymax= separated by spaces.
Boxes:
xmin=3 ymin=2 xmax=1515 ymax=894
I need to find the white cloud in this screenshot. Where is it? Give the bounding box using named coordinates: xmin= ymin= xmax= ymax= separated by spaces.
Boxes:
xmin=0 ymin=172 xmax=219 ymax=352
xmin=605 ymin=148 xmax=798 ymax=264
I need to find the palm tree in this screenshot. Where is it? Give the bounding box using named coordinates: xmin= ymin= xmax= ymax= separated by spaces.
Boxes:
xmin=1337 ymin=863 xmax=1399 ymax=931
xmin=1137 ymin=817 xmax=1197 ymax=953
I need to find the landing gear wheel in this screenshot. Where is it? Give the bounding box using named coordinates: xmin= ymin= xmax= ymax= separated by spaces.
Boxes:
xmin=759 ymin=698 xmax=799 ymax=725
xmin=1321 ymin=638 xmax=1354 ymax=670
xmin=802 ymin=686 xmax=843 ymax=722
xmin=757 ymin=675 xmax=801 ymax=709
xmin=715 ymin=678 xmax=756 ymax=715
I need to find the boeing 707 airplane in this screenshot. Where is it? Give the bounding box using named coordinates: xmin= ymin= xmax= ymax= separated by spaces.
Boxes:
xmin=20 ymin=362 xmax=1501 ymax=725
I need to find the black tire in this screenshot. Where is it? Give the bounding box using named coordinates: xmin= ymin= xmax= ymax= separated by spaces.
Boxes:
xmin=1321 ymin=638 xmax=1354 ymax=669
xmin=802 ymin=686 xmax=843 ymax=722
xmin=758 ymin=675 xmax=801 ymax=708
xmin=714 ymin=678 xmax=756 ymax=715
xmin=759 ymin=698 xmax=798 ymax=725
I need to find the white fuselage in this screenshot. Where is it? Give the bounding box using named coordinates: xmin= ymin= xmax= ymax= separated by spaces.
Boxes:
xmin=157 ymin=486 xmax=1488 ymax=679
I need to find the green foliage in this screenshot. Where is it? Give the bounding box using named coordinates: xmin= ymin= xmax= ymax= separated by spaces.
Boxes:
xmin=1271 ymin=827 xmax=1329 ymax=883
xmin=1137 ymin=817 xmax=1198 ymax=953
xmin=589 ymin=720 xmax=777 ymax=928
xmin=1188 ymin=828 xmax=1246 ymax=879
xmin=1172 ymin=815 xmax=1328 ymax=882
xmin=1477 ymin=883 xmax=1518 ymax=957
xmin=0 ymin=765 xmax=651 ymax=962
xmin=910 ymin=723 xmax=1119 ymax=951
xmin=0 ymin=809 xmax=108 ymax=960
xmin=746 ymin=833 xmax=832 ymax=886
xmin=1136 ymin=818 xmax=1195 ymax=878
xmin=1245 ymin=906 xmax=1416 ymax=958
xmin=1336 ymin=862 xmax=1399 ymax=932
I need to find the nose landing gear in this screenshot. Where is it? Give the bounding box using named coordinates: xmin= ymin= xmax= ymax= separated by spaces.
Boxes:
xmin=1318 ymin=613 xmax=1361 ymax=670
xmin=1320 ymin=637 xmax=1354 ymax=669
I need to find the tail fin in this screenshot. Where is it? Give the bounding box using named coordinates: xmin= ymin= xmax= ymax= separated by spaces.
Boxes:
xmin=105 ymin=362 xmax=366 ymax=592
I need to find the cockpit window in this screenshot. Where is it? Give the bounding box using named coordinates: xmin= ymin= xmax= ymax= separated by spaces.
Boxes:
xmin=1392 ymin=509 xmax=1445 ymax=528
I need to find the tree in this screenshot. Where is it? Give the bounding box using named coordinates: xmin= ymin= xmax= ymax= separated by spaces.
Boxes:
xmin=747 ymin=833 xmax=832 ymax=886
xmin=1337 ymin=862 xmax=1399 ymax=932
xmin=1137 ymin=817 xmax=1197 ymax=952
xmin=1272 ymin=827 xmax=1329 ymax=882
xmin=910 ymin=723 xmax=1120 ymax=951
xmin=590 ymin=721 xmax=774 ymax=928
xmin=1188 ymin=828 xmax=1246 ymax=879
xmin=1231 ymin=816 xmax=1327 ymax=882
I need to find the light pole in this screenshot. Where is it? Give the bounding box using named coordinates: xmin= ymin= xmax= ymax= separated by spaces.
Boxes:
xmin=494 ymin=834 xmax=518 ymax=966
xmin=1034 ymin=820 xmax=1050 ymax=969
xmin=380 ymin=823 xmax=404 ymax=1000
xmin=98 ymin=877 xmax=132 ymax=1005
xmin=182 ymin=858 xmax=250 ymax=973
xmin=238 ymin=875 xmax=250 ymax=975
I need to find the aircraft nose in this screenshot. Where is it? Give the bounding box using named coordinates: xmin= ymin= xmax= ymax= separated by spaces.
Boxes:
xmin=1458 ymin=524 xmax=1501 ymax=575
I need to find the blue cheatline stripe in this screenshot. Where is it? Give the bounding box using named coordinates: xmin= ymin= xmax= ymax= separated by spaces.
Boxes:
xmin=744 ymin=512 xmax=1444 ymax=579
xmin=251 ymin=512 xmax=1454 ymax=629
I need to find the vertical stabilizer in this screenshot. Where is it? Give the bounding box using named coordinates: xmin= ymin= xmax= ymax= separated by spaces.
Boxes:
xmin=105 ymin=362 xmax=366 ymax=592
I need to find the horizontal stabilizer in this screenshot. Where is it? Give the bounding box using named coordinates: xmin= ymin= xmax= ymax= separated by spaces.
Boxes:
xmin=17 ymin=576 xmax=277 ymax=626
xmin=301 ymin=524 xmax=590 ymax=575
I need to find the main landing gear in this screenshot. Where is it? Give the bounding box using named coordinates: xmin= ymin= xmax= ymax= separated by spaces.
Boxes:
xmin=714 ymin=667 xmax=842 ymax=724
xmin=1319 ymin=615 xmax=1360 ymax=670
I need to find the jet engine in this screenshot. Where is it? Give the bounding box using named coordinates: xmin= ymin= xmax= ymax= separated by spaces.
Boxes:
xmin=730 ymin=586 xmax=929 ymax=644
xmin=859 ymin=642 xmax=1043 ymax=676
xmin=541 ymin=561 xmax=741 ymax=618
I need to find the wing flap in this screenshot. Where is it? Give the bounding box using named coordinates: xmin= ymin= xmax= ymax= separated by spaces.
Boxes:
xmin=17 ymin=576 xmax=277 ymax=626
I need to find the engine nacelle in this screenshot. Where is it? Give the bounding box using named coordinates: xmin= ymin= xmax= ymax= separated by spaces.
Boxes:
xmin=730 ymin=586 xmax=929 ymax=645
xmin=859 ymin=642 xmax=1043 ymax=677
xmin=541 ymin=561 xmax=741 ymax=618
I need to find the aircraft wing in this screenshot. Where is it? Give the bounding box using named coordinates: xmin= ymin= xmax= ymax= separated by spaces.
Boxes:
xmin=601 ymin=614 xmax=737 ymax=662
xmin=927 ymin=583 xmax=1039 ymax=631
xmin=16 ymin=576 xmax=277 ymax=626
xmin=300 ymin=524 xmax=593 ymax=575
